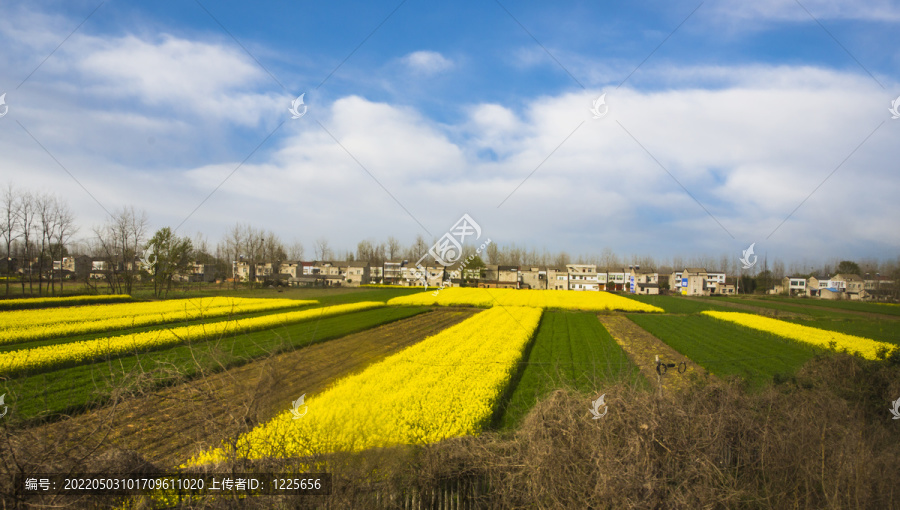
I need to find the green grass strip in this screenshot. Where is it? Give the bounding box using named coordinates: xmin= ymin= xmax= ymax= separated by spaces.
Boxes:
xmin=498 ymin=311 xmax=647 ymax=429
xmin=628 ymin=314 xmax=823 ymax=388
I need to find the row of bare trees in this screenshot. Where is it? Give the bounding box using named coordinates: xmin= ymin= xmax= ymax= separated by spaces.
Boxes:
xmin=0 ymin=184 xmax=77 ymax=297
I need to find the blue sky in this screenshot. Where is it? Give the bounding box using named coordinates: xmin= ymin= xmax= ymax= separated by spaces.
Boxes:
xmin=1 ymin=0 xmax=898 ymax=269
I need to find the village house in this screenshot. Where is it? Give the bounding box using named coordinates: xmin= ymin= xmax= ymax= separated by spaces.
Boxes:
xmin=567 ymin=264 xmax=599 ymax=291
xmin=606 ymin=271 xmax=627 ymax=291
xmin=477 ymin=265 xmax=518 ymax=289
xmin=780 ymin=276 xmax=807 ymax=296
xmin=60 ymin=255 xmax=92 ymax=280
xmin=546 ymin=267 xmax=569 ymax=290
xmin=383 ymin=261 xmax=403 ymax=285
xmin=671 ymin=268 xmax=709 ymax=296
xmin=629 ymin=267 xmax=660 ymax=295
xmin=518 ymin=267 xmax=547 ymax=290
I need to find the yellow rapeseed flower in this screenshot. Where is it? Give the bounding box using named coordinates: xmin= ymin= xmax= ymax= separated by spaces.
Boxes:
xmin=0 ymin=297 xmax=313 ymax=345
xmin=387 ymin=287 xmax=662 ymax=313
xmin=701 ymin=311 xmax=897 ymax=360
xmin=185 ymin=305 xmax=544 ymax=466
xmin=0 ymin=301 xmax=384 ymax=375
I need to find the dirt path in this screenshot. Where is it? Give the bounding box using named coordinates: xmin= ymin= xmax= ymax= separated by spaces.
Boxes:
xmin=597 ymin=315 xmax=711 ymax=393
xmin=26 ymin=308 xmax=479 ymax=467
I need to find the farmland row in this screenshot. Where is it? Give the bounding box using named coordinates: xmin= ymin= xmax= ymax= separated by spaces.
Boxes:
xmin=0 ymin=301 xmax=384 ymax=376
xmin=5 ymin=306 xmax=433 ymax=425
xmin=387 ymin=287 xmax=663 ymax=312
xmin=23 ymin=309 xmax=477 ymax=464
xmin=628 ymin=313 xmax=825 ymax=388
xmin=0 ymin=297 xmax=315 ymax=345
xmin=702 ymin=311 xmax=898 ymax=359
xmin=498 ymin=311 xmax=647 ymax=429
xmin=187 ymin=306 xmax=545 ymax=465
xmin=0 ymin=294 xmax=134 ymax=310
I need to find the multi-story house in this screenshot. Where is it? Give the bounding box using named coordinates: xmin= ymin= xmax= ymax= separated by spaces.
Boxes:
xmin=679 ymin=268 xmax=709 ymax=296
xmin=60 ymin=255 xmax=92 ymax=280
xmin=546 ymin=267 xmax=569 ymax=290
xmin=832 ymin=274 xmax=866 ymax=300
xmin=706 ymin=271 xmax=726 ymax=294
xmin=519 ymin=267 xmax=547 ymax=290
xmin=606 ymin=271 xmax=626 ymax=292
xmin=629 ymin=268 xmax=660 ymax=295
xmin=780 ymin=276 xmax=807 ymax=296
xmin=477 ymin=265 xmax=518 ymax=289
xmin=278 ymin=261 xmax=302 ymax=279
xmin=567 ymin=264 xmax=599 ymax=291
xmin=596 ymin=272 xmax=609 ymax=291
xmin=383 ymin=261 xmax=403 ymax=285
xmin=344 ymin=262 xmax=370 ymax=287
xmin=183 ymin=262 xmax=217 ymax=282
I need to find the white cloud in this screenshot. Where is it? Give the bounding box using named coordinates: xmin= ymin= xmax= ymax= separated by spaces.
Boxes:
xmin=1 ymin=5 xmax=896 ymax=264
xmin=712 ymin=0 xmax=900 ymax=22
xmin=403 ymin=50 xmax=454 ymax=75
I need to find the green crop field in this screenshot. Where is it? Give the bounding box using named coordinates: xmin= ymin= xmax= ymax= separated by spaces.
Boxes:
xmin=757 ymin=296 xmax=900 ymax=316
xmin=711 ymin=296 xmax=879 ymax=319
xmin=2 ymin=306 xmax=429 ymax=424
xmin=625 ymin=294 xmax=733 ymax=314
xmin=628 ymin=313 xmax=825 ymax=388
xmin=497 ymin=311 xmax=647 ymax=429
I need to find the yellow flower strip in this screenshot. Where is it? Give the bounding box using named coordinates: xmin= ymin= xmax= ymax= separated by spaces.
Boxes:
xmin=0 ymin=294 xmax=132 ymax=310
xmin=701 ymin=311 xmax=897 ymax=360
xmin=0 ymin=301 xmax=384 ymax=376
xmin=186 ymin=306 xmax=544 ymax=466
xmin=387 ymin=287 xmax=662 ymax=313
xmin=0 ymin=297 xmax=315 ymax=345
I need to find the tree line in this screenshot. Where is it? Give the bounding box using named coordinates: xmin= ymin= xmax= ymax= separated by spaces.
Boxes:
xmin=2 ymin=181 xmax=899 ymax=298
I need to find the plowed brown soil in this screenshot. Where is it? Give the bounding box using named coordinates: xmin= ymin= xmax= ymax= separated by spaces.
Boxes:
xmin=24 ymin=308 xmax=479 ymax=467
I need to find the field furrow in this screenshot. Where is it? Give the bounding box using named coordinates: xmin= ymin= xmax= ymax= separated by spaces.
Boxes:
xmin=23 ymin=309 xmax=479 ymax=465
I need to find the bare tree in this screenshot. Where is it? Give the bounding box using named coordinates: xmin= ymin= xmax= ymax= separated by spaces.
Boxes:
xmin=94 ymin=207 xmax=148 ymax=295
xmin=287 ymin=239 xmax=305 ymax=261
xmin=18 ymin=191 xmax=35 ymax=295
xmin=386 ymin=236 xmax=401 ymax=261
xmin=407 ymin=234 xmax=428 ymax=262
xmin=50 ymin=199 xmax=77 ymax=294
xmin=1 ymin=184 xmax=21 ymax=297
xmin=600 ymin=247 xmax=618 ymax=271
xmin=553 ymin=251 xmax=570 ymax=268
xmin=486 ymin=242 xmax=499 ymax=265
xmin=314 ymin=237 xmax=330 ymax=261
xmin=35 ymin=193 xmax=57 ymax=296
